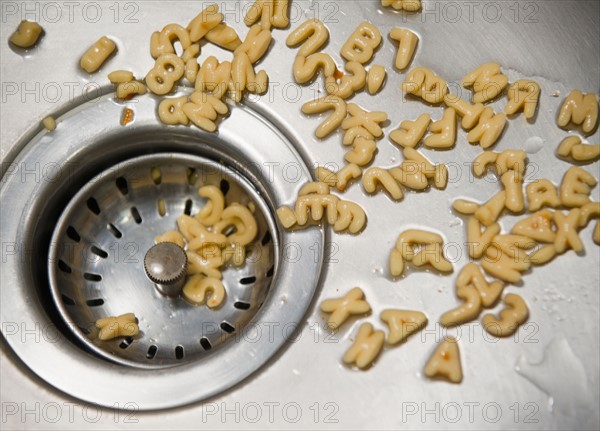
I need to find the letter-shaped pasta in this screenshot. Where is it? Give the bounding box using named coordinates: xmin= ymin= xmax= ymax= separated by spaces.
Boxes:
xmin=472 ymin=151 xmax=498 ymax=177
xmin=276 ymin=206 xmax=297 ymax=228
xmin=158 ymin=96 xmax=189 ymax=125
xmin=389 ymin=114 xmax=430 ymax=149
xmin=299 ymin=181 xmax=330 ymax=196
xmin=108 ymin=70 xmax=133 ymax=84
xmin=146 ymin=53 xmax=185 ymax=95
xmin=389 ymin=164 xmax=428 ymax=191
xmin=452 ymin=199 xmax=479 ymax=215
xmin=292 ymin=53 xmax=337 ymax=88
xmin=380 ymin=309 xmax=427 ymax=345
xmin=381 ymin=0 xmax=421 ymax=11
xmin=286 ymin=19 xmax=329 ymax=57
xmin=343 ymin=323 xmax=385 ymax=369
xmin=462 ymin=62 xmax=508 ymax=104
xmin=457 ymin=263 xmax=503 ymax=308
xmin=231 ymin=52 xmax=268 ymax=102
xmin=403 ymin=148 xmax=448 ymax=189
xmin=366 ymin=65 xmax=386 ymax=95
xmin=491 ymin=234 xmax=536 ymax=262
xmin=556 ymin=136 xmax=600 ymax=163
xmin=320 ymin=287 xmax=371 ymax=329
xmin=295 ymin=194 xmax=339 ymax=225
xmin=501 ymin=170 xmax=525 ymax=213
xmin=389 ymin=28 xmax=418 ymax=70
xmin=528 ymin=244 xmax=558 ymax=265
xmin=560 ymin=166 xmax=597 ymax=208
xmin=205 ymin=23 xmax=242 ymax=51
xmin=187 ymin=4 xmax=223 ymax=42
xmin=467 ymin=107 xmax=507 ymax=149
xmin=340 ymin=21 xmax=382 ymax=64
xmin=553 ymin=209 xmax=583 ymax=254
xmin=342 ymin=103 xmax=388 ymax=138
xmin=482 ymin=245 xmax=530 ymax=284
xmin=345 ymin=137 xmax=377 ymax=166
xmin=505 ymin=80 xmax=540 ymax=119
xmin=334 ymin=200 xmax=367 ymax=233
xmin=411 ymin=243 xmax=453 ymax=273
xmin=218 ymin=204 xmax=258 ymax=246
xmin=327 ymin=61 xmax=366 ymax=99
xmin=482 ymin=294 xmax=528 ymax=337
xmin=96 ymin=313 xmax=139 ymax=341
xmin=235 ymin=25 xmax=273 ymax=64
xmin=182 ymin=44 xmax=200 ymax=63
xmin=466 ymin=217 xmax=500 ymax=259
xmin=182 ymin=92 xmax=229 ymax=132
xmin=42 ymin=116 xmax=56 ymax=131
xmin=443 ymin=95 xmax=485 ymax=130
xmin=116 ymin=81 xmax=146 ymax=100
xmin=150 ymin=24 xmax=191 ymax=59
xmin=402 ymin=67 xmax=448 ymax=105
xmin=186 ymin=250 xmax=222 ymax=279
xmin=526 ymin=179 xmax=560 ymax=211
xmin=155 ymin=230 xmax=186 ymax=249
xmin=343 ymin=126 xmax=373 ymax=146
xmin=440 ymin=284 xmax=481 ymax=327
xmin=362 ymin=168 xmax=404 ymax=200
xmin=315 ymin=166 xmax=338 ymax=186
xmin=475 ymin=191 xmax=505 ymax=226
xmin=302 ymin=96 xmax=347 ymax=139
xmin=194 ymin=185 xmax=225 ymax=225
xmin=183 ymin=275 xmax=226 ymax=308
xmin=424 ymin=108 xmax=456 ymax=149
xmin=244 ymin=0 xmax=290 ymax=29
xmin=512 ymin=210 xmax=556 ymax=243
xmin=424 ymin=337 xmax=462 ymax=384
xmin=496 ymin=149 xmax=527 ymax=176
xmin=579 ymin=202 xmax=600 ymax=228
xmin=80 ymin=36 xmax=116 ymax=73
xmin=391 ymin=229 xmax=446 ymax=276
xmin=336 ymin=163 xmax=362 ymax=191
xmin=557 ymin=90 xmax=599 ymax=135
xmin=195 ymin=56 xmax=232 ymax=99
xmin=9 ymin=20 xmax=43 ymax=48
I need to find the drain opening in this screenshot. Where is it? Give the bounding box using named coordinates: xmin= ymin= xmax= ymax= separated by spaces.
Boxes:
xmin=131 ymin=207 xmax=142 ymax=224
xmin=187 ymin=167 xmax=197 ymax=185
xmin=219 ymin=179 xmax=230 ymax=195
xmin=66 ymin=226 xmax=81 ymax=242
xmin=157 ymin=198 xmax=167 ymax=217
xmin=220 ymin=322 xmax=235 ymax=334
xmin=87 ymin=197 xmax=101 ymax=215
xmin=116 ymin=177 xmax=129 ymax=195
xmin=234 ymin=301 xmax=251 ymax=310
xmin=61 ymin=294 xmax=75 ymax=305
xmin=107 ymin=223 xmax=122 ymax=238
xmin=175 ymin=345 xmax=184 ymax=360
xmin=184 ymin=199 xmax=193 ymax=216
xmin=261 ymin=231 xmax=272 ymax=246
xmin=240 ymin=276 xmax=256 ymax=285
xmin=58 ymin=259 xmax=72 ymax=273
xmin=200 ymin=338 xmax=212 ymax=351
xmin=120 ymin=336 xmax=134 ymax=349
xmin=266 ymin=265 xmax=275 ymax=277
xmin=90 ymin=246 xmax=108 ymax=259
xmin=83 ymin=273 xmax=102 ymax=282
xmin=151 ymin=167 xmax=162 ymax=185
xmin=146 ymin=345 xmax=158 ymax=359
xmin=86 ymin=298 xmax=104 ymax=307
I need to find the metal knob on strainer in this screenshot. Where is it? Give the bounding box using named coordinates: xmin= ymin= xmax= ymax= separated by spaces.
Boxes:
xmin=144 ymin=242 xmax=187 ymax=297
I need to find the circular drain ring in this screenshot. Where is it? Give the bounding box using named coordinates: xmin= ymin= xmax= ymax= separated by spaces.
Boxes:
xmin=0 ymin=91 xmax=325 ymax=409
xmin=49 ymin=153 xmax=278 ymax=369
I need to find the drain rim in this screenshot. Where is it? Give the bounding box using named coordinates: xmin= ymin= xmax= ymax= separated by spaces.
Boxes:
xmin=0 ymin=92 xmax=325 ymax=409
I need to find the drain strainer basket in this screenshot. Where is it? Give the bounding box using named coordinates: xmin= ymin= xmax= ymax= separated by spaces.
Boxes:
xmin=49 ymin=153 xmax=276 ymax=368
xmin=0 ymin=91 xmax=325 ymax=409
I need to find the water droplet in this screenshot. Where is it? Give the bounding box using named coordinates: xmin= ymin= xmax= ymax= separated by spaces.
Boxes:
xmin=523 ymin=136 xmax=544 ymax=154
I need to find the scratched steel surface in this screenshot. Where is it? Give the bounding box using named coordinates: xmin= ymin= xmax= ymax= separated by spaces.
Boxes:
xmin=1 ymin=0 xmax=599 ymax=429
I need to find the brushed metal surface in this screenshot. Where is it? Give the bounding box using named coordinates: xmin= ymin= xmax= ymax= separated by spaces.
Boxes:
xmin=1 ymin=0 xmax=599 ymax=429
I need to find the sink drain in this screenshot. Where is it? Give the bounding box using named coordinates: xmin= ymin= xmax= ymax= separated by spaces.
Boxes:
xmin=49 ymin=153 xmax=277 ymax=369
xmin=0 ymin=90 xmax=324 ymax=409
